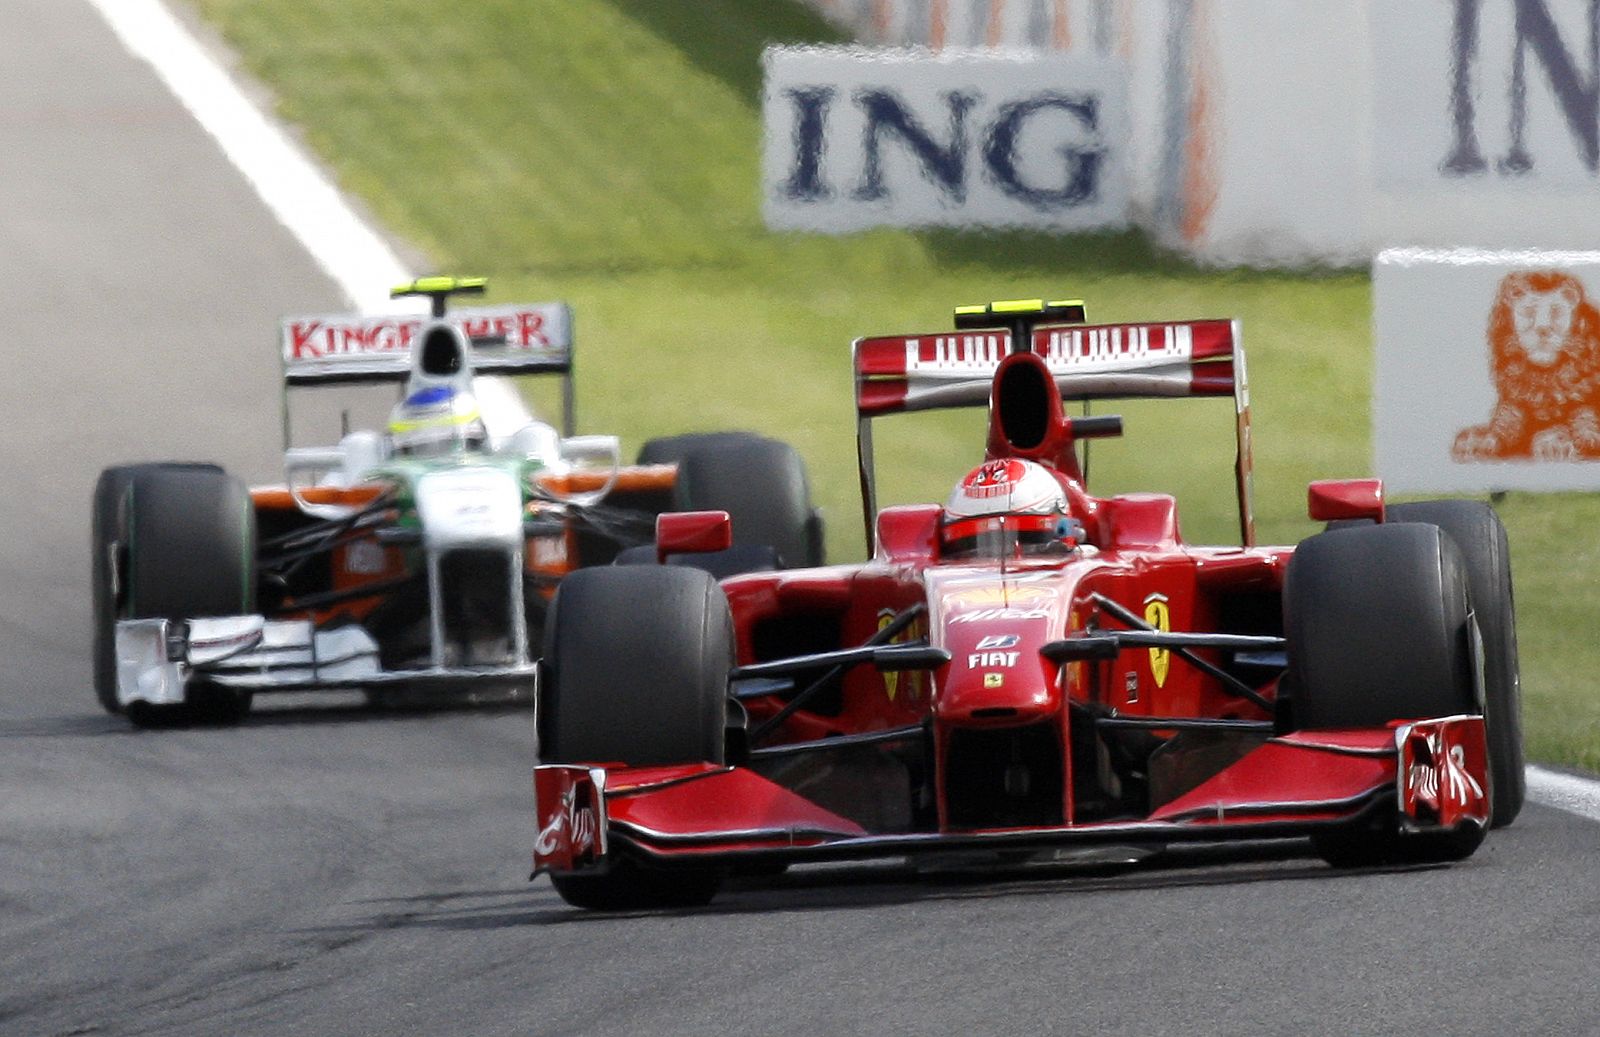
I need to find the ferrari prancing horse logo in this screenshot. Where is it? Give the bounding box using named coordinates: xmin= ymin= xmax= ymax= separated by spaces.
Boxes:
xmin=877 ymin=610 xmax=900 ymax=701
xmin=1144 ymin=593 xmax=1170 ymax=688
xmin=877 ymin=608 xmax=924 ymax=702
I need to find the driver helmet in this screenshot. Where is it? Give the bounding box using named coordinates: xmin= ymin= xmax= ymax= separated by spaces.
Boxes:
xmin=943 ymin=458 xmax=1081 ymax=558
xmin=387 ymin=385 xmax=489 ymax=458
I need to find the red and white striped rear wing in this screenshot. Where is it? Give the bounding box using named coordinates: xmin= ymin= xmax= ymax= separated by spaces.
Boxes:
xmin=853 ymin=319 xmax=1240 ymax=416
xmin=852 ymin=318 xmax=1257 ymax=547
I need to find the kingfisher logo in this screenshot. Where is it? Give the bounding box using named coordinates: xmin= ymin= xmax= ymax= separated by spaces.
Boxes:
xmin=280 ymin=302 xmax=571 ymax=377
xmin=763 ymin=47 xmax=1129 ymax=232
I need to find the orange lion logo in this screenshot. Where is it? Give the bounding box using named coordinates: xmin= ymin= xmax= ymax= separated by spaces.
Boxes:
xmin=1453 ymin=270 xmax=1600 ymax=461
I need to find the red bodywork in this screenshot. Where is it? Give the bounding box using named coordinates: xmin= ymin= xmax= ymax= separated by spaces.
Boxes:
xmin=533 ymin=312 xmax=1491 ymax=877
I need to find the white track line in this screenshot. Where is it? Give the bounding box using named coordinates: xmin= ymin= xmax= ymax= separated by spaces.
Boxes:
xmin=1525 ymin=765 xmax=1600 ymax=825
xmin=85 ymin=0 xmax=534 ymax=428
xmin=85 ymin=0 xmax=411 ymax=314
xmin=85 ymin=3 xmax=1600 ymax=823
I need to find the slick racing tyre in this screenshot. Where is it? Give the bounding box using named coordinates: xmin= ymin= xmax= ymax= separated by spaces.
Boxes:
xmin=1285 ymin=523 xmax=1484 ymax=866
xmin=637 ymin=431 xmax=755 ymax=467
xmin=92 ymin=463 xmax=221 ymax=715
xmin=113 ymin=464 xmax=256 ymax=727
xmin=546 ymin=860 xmax=724 ymax=913
xmin=540 ymin=565 xmax=732 ymax=909
xmin=638 ymin=431 xmax=824 ymax=569
xmin=541 ymin=566 xmax=731 ymax=766
xmin=1385 ymin=501 xmax=1524 ymax=828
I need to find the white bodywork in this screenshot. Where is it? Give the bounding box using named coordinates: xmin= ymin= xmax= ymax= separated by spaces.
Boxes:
xmin=113 ymin=316 xmax=591 ymax=711
xmin=415 ymin=467 xmax=524 ymax=550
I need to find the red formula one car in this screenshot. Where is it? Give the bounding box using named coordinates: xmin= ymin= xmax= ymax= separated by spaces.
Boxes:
xmin=532 ymin=299 xmax=1524 ymax=910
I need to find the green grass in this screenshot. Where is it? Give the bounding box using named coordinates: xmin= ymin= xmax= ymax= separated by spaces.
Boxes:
xmin=192 ymin=0 xmax=1600 ymax=773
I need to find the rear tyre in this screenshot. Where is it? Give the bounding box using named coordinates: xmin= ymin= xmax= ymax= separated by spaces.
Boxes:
xmin=116 ymin=465 xmax=255 ymax=727
xmin=1285 ymin=523 xmax=1485 ymax=866
xmin=540 ymin=566 xmax=732 ymax=909
xmin=637 ymin=431 xmax=757 ymax=468
xmin=1385 ymin=500 xmax=1524 ymax=828
xmin=639 ymin=432 xmax=824 ymax=569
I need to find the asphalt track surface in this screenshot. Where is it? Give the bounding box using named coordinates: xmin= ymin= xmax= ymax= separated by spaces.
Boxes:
xmin=4 ymin=3 xmax=1600 ymax=1035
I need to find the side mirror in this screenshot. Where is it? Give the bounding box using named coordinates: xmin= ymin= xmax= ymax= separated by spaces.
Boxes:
xmin=1307 ymin=478 xmax=1385 ymax=523
xmin=542 ymin=435 xmax=621 ymax=507
xmin=284 ymin=446 xmax=358 ymax=519
xmin=656 ymin=510 xmax=732 ymax=563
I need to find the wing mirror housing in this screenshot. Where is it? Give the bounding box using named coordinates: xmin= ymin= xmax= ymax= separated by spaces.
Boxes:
xmin=541 ymin=434 xmax=621 ymax=507
xmin=560 ymin=434 xmax=620 ymax=465
xmin=1307 ymin=478 xmax=1385 ymax=523
xmin=656 ymin=510 xmax=732 ymax=563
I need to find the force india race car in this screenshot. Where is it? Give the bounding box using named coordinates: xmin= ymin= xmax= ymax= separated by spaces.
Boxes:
xmin=94 ymin=278 xmax=822 ymax=727
xmin=532 ymin=298 xmax=1524 ymax=910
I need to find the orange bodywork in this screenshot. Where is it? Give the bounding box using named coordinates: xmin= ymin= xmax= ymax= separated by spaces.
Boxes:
xmin=535 ymin=463 xmax=677 ymax=496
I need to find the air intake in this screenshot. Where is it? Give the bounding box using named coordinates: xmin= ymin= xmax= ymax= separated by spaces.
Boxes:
xmin=419 ymin=325 xmax=464 ymax=376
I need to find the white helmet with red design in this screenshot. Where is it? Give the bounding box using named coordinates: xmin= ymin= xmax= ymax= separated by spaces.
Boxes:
xmin=943 ymin=459 xmax=1079 ymax=557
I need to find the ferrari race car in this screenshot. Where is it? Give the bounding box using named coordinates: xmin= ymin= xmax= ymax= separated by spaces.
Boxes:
xmin=94 ymin=278 xmax=822 ymax=726
xmin=532 ymin=298 xmax=1524 ymax=910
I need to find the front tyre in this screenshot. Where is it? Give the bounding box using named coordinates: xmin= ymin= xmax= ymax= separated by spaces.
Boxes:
xmin=114 ymin=464 xmax=256 ymax=727
xmin=551 ymin=862 xmax=723 ymax=912
xmin=540 ymin=566 xmax=730 ymax=766
xmin=1285 ymin=523 xmax=1485 ymax=867
xmin=1385 ymin=500 xmax=1523 ymax=827
xmin=539 ymin=566 xmax=732 ymax=909
xmin=1312 ymin=816 xmax=1485 ymax=869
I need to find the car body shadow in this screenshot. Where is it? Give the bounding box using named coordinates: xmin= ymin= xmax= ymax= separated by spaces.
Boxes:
xmin=0 ymin=696 xmax=532 ymax=737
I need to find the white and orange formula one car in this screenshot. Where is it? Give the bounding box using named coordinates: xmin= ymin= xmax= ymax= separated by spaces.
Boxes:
xmin=94 ymin=278 xmax=822 ymax=726
xmin=532 ymin=298 xmax=1523 ymax=910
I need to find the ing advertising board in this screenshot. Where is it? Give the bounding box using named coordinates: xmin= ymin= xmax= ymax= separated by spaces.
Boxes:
xmin=1375 ymin=248 xmax=1600 ymax=492
xmin=1375 ymin=0 xmax=1600 ymax=190
xmin=762 ymin=46 xmax=1130 ymax=232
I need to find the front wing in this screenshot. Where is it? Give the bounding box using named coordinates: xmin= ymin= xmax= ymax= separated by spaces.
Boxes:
xmin=532 ymin=716 xmax=1488 ymax=875
xmin=114 ymin=616 xmax=538 ymax=708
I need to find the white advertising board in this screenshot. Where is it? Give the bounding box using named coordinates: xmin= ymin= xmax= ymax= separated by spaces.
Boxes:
xmin=762 ymin=46 xmax=1129 ymax=232
xmin=1375 ymin=248 xmax=1600 ymax=493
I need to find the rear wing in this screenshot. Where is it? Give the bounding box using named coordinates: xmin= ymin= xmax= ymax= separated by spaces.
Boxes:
xmin=281 ymin=302 xmax=573 ymax=384
xmin=852 ymin=315 xmax=1256 ymax=548
xmin=854 ymin=320 xmax=1238 ymax=414
xmin=277 ymin=301 xmax=576 ymax=442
